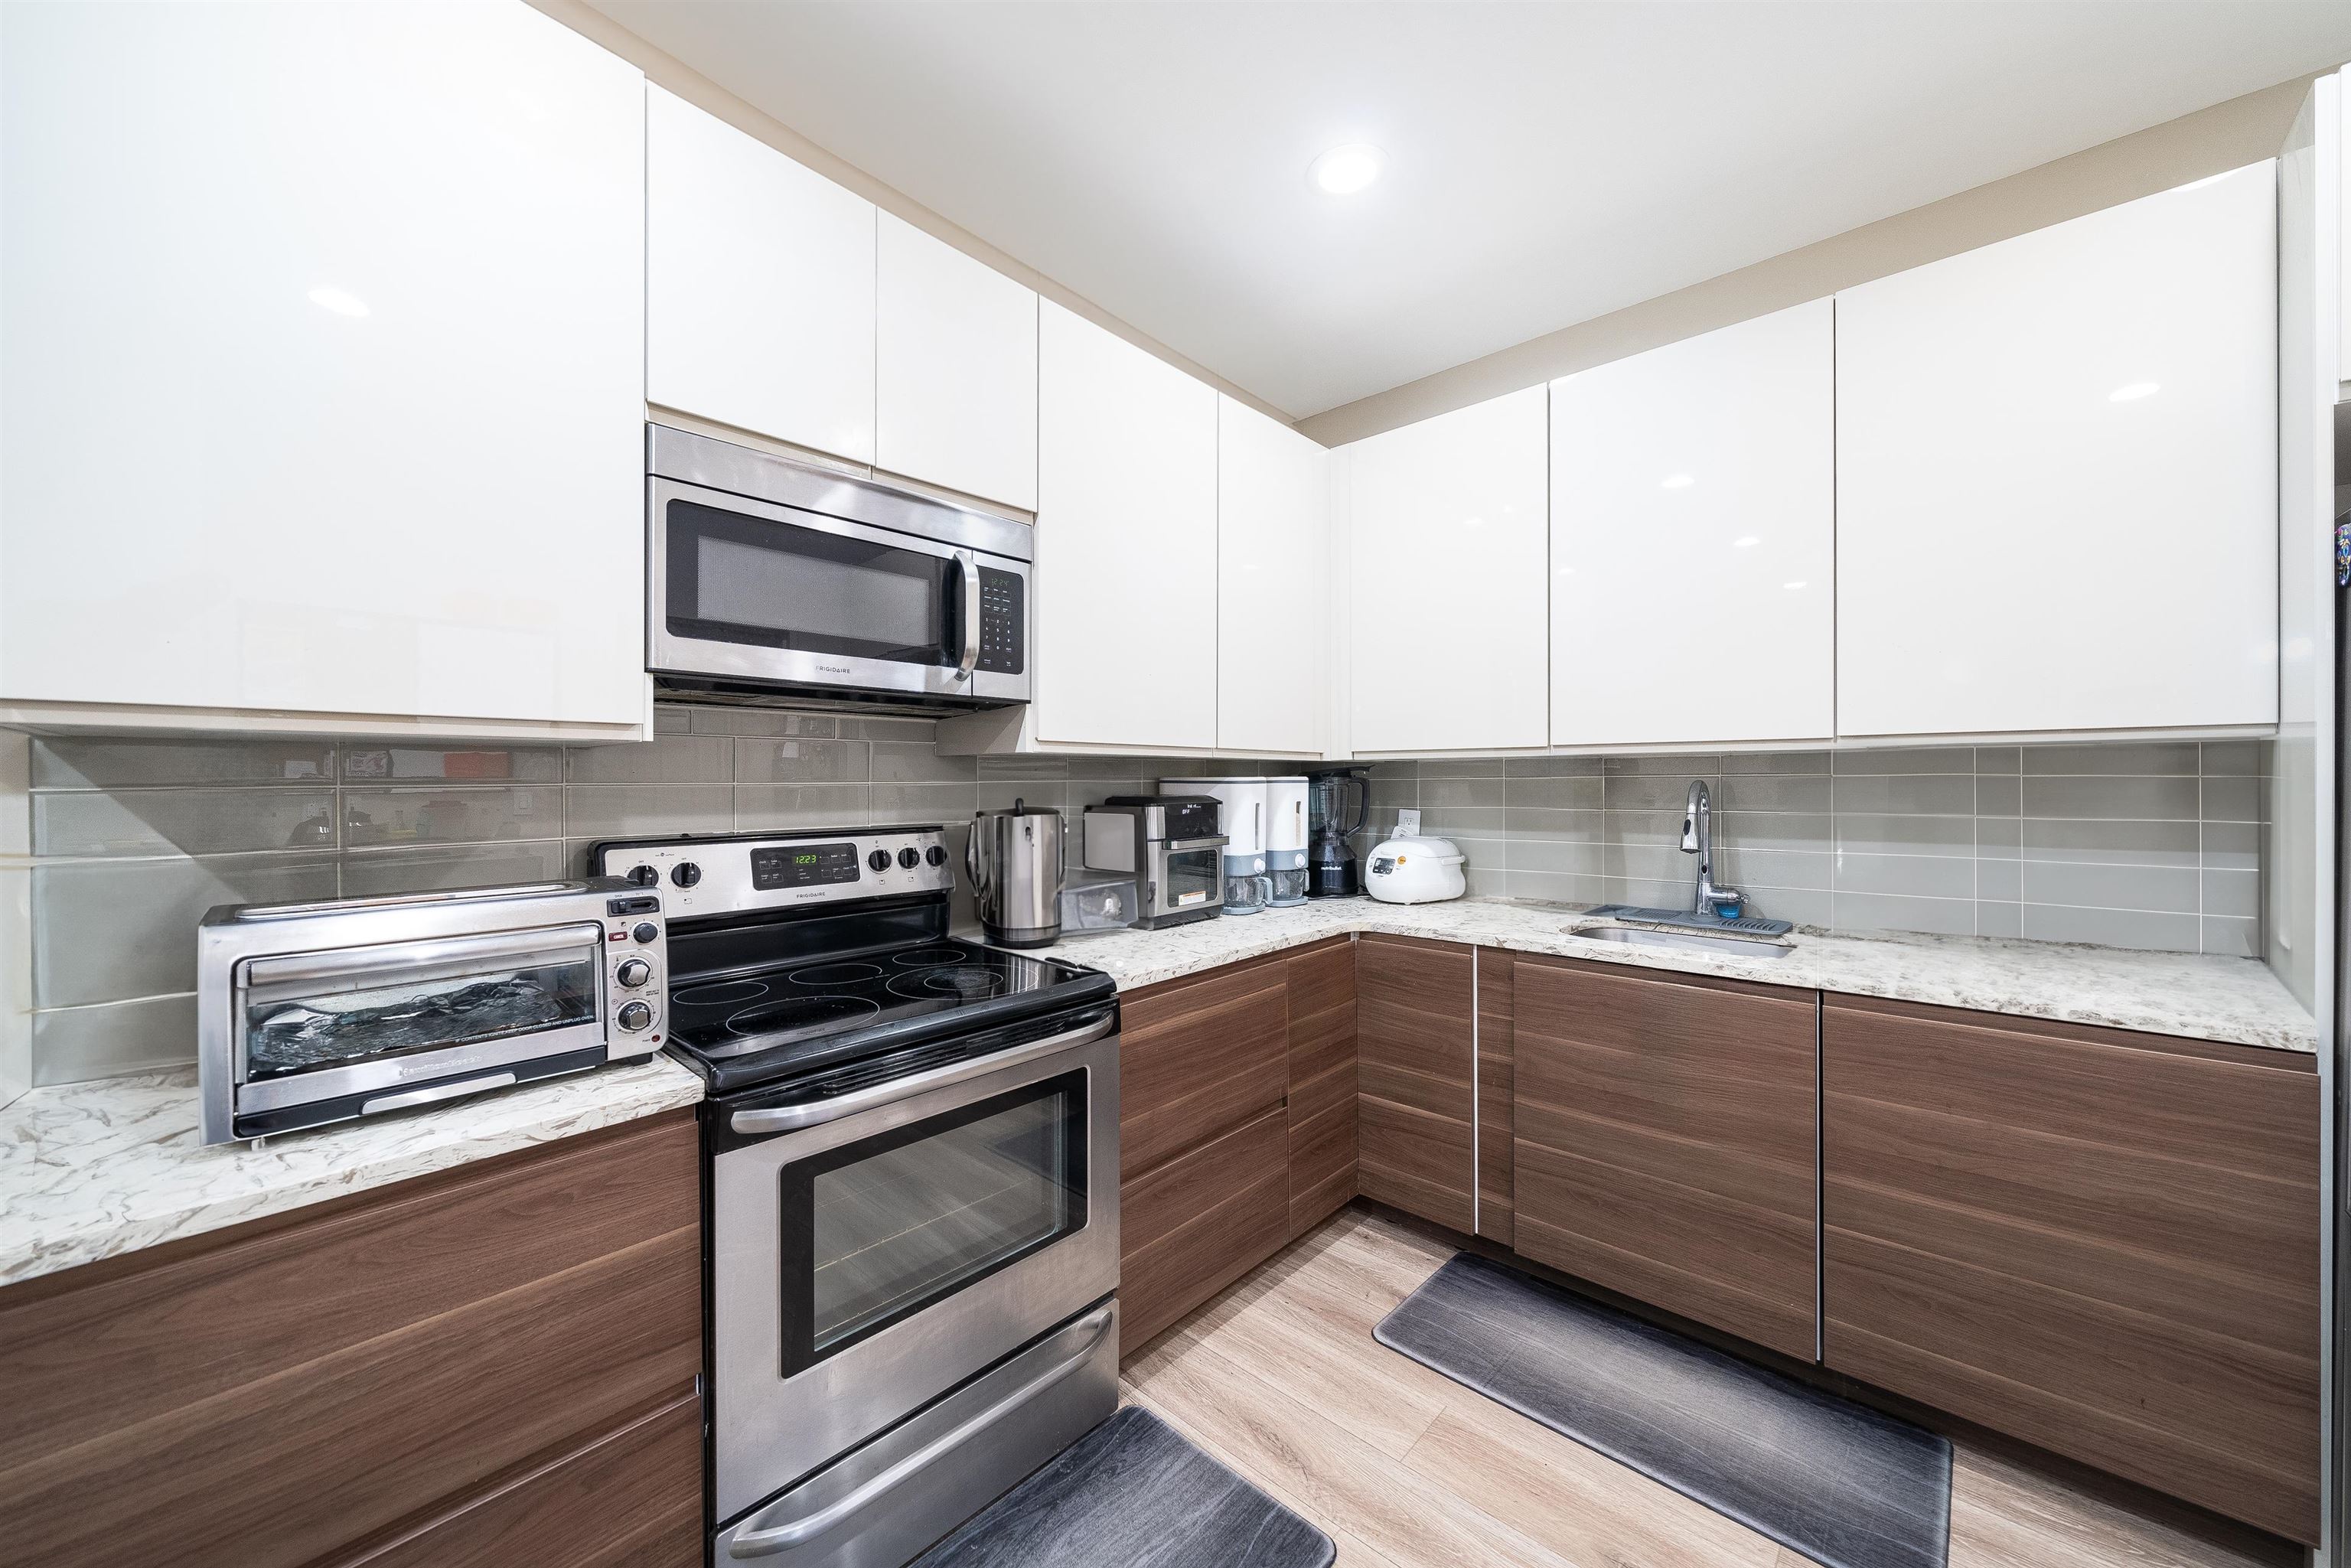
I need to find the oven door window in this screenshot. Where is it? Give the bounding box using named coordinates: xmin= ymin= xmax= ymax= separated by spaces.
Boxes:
xmin=1161 ymin=846 xmax=1221 ymax=910
xmin=778 ymin=1070 xmax=1088 ymax=1376
xmin=666 ymin=497 xmax=957 ymax=667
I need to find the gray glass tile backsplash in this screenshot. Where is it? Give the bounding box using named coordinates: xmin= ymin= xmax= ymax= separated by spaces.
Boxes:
xmin=16 ymin=712 xmax=2270 ymax=1086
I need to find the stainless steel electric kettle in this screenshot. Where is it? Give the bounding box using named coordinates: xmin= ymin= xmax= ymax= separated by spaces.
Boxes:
xmin=967 ymin=800 xmax=1065 ymax=948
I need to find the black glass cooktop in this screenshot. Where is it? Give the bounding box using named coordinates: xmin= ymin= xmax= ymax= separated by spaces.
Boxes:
xmin=665 ymin=935 xmax=1114 ymax=1092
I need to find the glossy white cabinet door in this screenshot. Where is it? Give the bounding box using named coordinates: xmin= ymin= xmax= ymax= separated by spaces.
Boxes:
xmin=1341 ymin=386 xmax=1549 ymax=753
xmin=1218 ymin=397 xmax=1329 ymax=755
xmin=1836 ymin=165 xmax=2278 ymax=738
xmin=1550 ymin=301 xmax=1834 ymax=747
xmin=876 ymin=213 xmax=1039 ymax=511
xmin=1035 ymin=303 xmax=1218 ymax=748
xmin=0 ymin=0 xmax=646 ymax=727
xmin=646 ymin=85 xmax=876 ymax=465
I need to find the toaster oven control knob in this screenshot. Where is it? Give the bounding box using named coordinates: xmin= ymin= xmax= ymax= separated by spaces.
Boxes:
xmin=631 ymin=921 xmax=659 ymax=944
xmin=615 ymin=957 xmax=653 ymax=989
xmin=626 ymin=865 xmax=659 ymax=888
xmin=896 ymin=846 xmax=921 ymax=869
xmin=866 ymin=849 xmax=892 ymax=873
xmin=616 ymin=1000 xmax=654 ymax=1032
xmin=924 ymin=845 xmax=947 ymax=867
xmin=670 ymin=862 xmax=702 ymax=888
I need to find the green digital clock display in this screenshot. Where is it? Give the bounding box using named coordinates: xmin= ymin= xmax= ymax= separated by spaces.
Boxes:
xmin=750 ymin=841 xmax=859 ymax=891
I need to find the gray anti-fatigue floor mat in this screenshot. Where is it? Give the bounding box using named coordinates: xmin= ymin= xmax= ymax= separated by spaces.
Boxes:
xmin=1377 ymin=1253 xmax=1950 ymax=1568
xmin=911 ymin=1405 xmax=1337 ymax=1568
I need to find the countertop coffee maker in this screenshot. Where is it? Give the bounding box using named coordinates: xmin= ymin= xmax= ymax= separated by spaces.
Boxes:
xmin=1306 ymin=768 xmax=1369 ymax=899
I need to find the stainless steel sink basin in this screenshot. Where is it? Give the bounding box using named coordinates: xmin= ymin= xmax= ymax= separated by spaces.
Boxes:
xmin=1567 ymin=924 xmax=1796 ymax=960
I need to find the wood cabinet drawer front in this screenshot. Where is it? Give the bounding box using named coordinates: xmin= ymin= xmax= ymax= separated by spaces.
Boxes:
xmin=1121 ymin=960 xmax=1289 ymax=1175
xmin=0 ymin=1114 xmax=702 ymax=1568
xmin=1355 ymin=934 xmax=1474 ymax=1231
xmin=337 ymin=1390 xmax=702 ymax=1568
xmin=1821 ymin=996 xmax=2320 ymax=1544
xmin=1122 ymin=1106 xmax=1290 ymax=1351
xmin=1475 ymin=947 xmax=1515 ymax=1247
xmin=1287 ymin=1097 xmax=1358 ymax=1240
xmin=1286 ymin=936 xmax=1355 ymax=1018
xmin=1512 ymin=957 xmax=1815 ymax=1359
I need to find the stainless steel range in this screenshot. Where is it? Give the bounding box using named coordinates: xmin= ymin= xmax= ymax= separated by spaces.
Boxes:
xmin=593 ymin=826 xmax=1118 ymax=1568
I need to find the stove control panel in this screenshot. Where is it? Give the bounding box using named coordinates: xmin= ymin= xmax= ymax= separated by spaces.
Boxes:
xmin=595 ymin=826 xmax=954 ymax=918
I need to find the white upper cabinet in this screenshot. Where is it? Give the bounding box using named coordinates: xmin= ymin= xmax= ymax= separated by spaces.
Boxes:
xmin=1836 ymin=165 xmax=2278 ymax=739
xmin=876 ymin=214 xmax=1039 ymax=511
xmin=646 ymin=85 xmax=876 ymax=465
xmin=0 ymin=0 xmax=647 ymax=732
xmin=1341 ymin=386 xmax=1550 ymax=755
xmin=1034 ymin=303 xmax=1219 ymax=749
xmin=1550 ymin=301 xmax=1834 ymax=748
xmin=1218 ymin=397 xmax=1329 ymax=755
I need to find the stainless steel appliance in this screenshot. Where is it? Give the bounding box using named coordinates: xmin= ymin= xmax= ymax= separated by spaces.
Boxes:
xmin=593 ymin=827 xmax=1119 ymax=1568
xmin=1306 ymin=768 xmax=1370 ymax=898
xmin=968 ymin=800 xmax=1065 ymax=948
xmin=196 ymin=882 xmax=668 ymax=1145
xmin=1081 ymin=796 xmax=1226 ymax=930
xmin=647 ymin=424 xmax=1030 ymax=712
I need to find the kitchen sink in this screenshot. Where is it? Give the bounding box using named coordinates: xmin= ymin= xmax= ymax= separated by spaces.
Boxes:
xmin=1567 ymin=924 xmax=1796 ymax=960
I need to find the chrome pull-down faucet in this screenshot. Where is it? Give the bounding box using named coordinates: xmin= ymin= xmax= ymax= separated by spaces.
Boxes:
xmin=1681 ymin=779 xmax=1743 ymax=918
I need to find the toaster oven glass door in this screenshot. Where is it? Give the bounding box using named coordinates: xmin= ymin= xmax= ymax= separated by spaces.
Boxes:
xmin=236 ymin=924 xmax=605 ymax=1086
xmin=664 ymin=497 xmax=959 ymax=668
xmin=1158 ymin=846 xmax=1221 ymax=911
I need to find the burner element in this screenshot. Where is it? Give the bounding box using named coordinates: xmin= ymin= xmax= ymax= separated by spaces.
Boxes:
xmin=889 ymin=946 xmax=971 ymax=967
xmin=726 ymin=995 xmax=882 ymax=1039
xmin=673 ymin=979 xmax=771 ymax=1008
xmin=887 ymin=967 xmax=1007 ymax=1001
xmin=789 ymin=961 xmax=885 ymax=987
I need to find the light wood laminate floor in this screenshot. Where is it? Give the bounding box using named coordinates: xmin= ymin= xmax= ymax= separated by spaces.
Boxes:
xmin=1120 ymin=1205 xmax=2292 ymax=1568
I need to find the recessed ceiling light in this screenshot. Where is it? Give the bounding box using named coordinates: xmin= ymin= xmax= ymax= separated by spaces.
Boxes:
xmin=1310 ymin=144 xmax=1384 ymax=196
xmin=1660 ymin=474 xmax=1694 ymax=490
xmin=2108 ymin=380 xmax=2160 ymax=402
xmin=1733 ymin=536 xmax=1760 ymax=548
xmin=307 ymin=285 xmax=370 ymax=318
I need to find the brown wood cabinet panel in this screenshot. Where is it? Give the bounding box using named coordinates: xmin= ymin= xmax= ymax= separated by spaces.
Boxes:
xmin=1121 ymin=959 xmax=1290 ymax=1175
xmin=1286 ymin=937 xmax=1358 ymax=1238
xmin=1475 ymin=947 xmax=1514 ymax=1247
xmin=0 ymin=1112 xmax=702 ymax=1568
xmin=1821 ymin=996 xmax=2320 ymax=1544
xmin=339 ymin=1390 xmax=702 ymax=1568
xmin=1121 ymin=1105 xmax=1290 ymax=1352
xmin=1355 ymin=934 xmax=1474 ymax=1231
xmin=1512 ymin=957 xmax=1816 ymax=1360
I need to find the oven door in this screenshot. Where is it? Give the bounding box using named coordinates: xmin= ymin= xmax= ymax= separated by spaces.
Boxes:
xmin=710 ymin=1008 xmax=1118 ymax=1526
xmin=650 ymin=476 xmax=1029 ymax=706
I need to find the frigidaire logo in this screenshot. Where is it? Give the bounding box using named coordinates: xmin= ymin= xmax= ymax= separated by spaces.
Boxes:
xmin=818 ymin=663 xmax=850 ymax=675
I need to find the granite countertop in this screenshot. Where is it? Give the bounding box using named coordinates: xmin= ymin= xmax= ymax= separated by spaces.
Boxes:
xmin=0 ymin=1054 xmax=706 ymax=1288
xmin=1037 ymin=897 xmax=2321 ymax=1056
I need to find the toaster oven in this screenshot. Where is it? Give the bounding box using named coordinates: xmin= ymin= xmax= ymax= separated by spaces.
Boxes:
xmin=197 ymin=880 xmax=668 ymax=1145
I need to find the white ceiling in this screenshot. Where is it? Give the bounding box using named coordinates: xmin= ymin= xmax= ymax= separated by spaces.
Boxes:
xmin=590 ymin=1 xmax=2351 ymax=420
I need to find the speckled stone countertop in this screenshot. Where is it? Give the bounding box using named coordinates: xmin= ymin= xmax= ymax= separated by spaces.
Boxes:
xmin=0 ymin=1055 xmax=705 ymax=1288
xmin=1037 ymin=897 xmax=2320 ymax=1055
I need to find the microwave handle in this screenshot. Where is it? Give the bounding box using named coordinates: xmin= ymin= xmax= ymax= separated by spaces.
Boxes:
xmin=955 ymin=549 xmax=980 ymax=679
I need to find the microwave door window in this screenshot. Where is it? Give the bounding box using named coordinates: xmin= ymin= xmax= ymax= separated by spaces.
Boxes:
xmin=667 ymin=498 xmax=954 ymax=667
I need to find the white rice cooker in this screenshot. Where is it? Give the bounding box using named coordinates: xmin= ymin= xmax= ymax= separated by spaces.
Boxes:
xmin=1364 ymin=833 xmax=1466 ymax=904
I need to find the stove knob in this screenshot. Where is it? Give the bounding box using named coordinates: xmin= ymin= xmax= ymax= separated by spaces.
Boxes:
xmin=670 ymin=862 xmax=702 ymax=888
xmin=924 ymin=845 xmax=947 ymax=867
xmin=626 ymin=865 xmax=659 ymax=888
xmin=897 ymin=846 xmax=921 ymax=869
xmin=615 ymin=957 xmax=653 ymax=989
xmin=616 ymin=1000 xmax=654 ymax=1032
xmin=866 ymin=849 xmax=892 ymax=873
xmin=631 ymin=921 xmax=660 ymax=944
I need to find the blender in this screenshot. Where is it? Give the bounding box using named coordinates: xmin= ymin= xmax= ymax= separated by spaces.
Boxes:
xmin=1305 ymin=768 xmax=1369 ymax=898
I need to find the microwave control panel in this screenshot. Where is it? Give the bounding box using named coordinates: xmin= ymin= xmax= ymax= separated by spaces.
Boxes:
xmin=976 ymin=567 xmax=1025 ymax=676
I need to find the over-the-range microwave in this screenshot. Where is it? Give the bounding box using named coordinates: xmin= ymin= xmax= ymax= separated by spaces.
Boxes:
xmin=646 ymin=423 xmax=1029 ymax=712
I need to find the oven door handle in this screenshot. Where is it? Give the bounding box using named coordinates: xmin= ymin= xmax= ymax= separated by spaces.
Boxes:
xmin=727 ymin=1012 xmax=1114 ymax=1136
xmin=724 ymin=1301 xmax=1116 ymax=1558
xmin=954 ymin=549 xmax=981 ymax=679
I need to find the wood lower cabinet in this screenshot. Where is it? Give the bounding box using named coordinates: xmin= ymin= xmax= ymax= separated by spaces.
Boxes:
xmin=1286 ymin=937 xmax=1358 ymax=1237
xmin=1355 ymin=933 xmax=1477 ymax=1231
xmin=1822 ymin=996 xmax=2322 ymax=1544
xmin=1511 ymin=957 xmax=1818 ymax=1361
xmin=0 ymin=1110 xmax=703 ymax=1568
xmin=1122 ymin=1106 xmax=1292 ymax=1348
xmin=1475 ymin=947 xmax=1515 ymax=1247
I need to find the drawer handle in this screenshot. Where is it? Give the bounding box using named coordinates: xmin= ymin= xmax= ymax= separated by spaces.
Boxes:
xmin=724 ymin=1302 xmax=1115 ymax=1557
